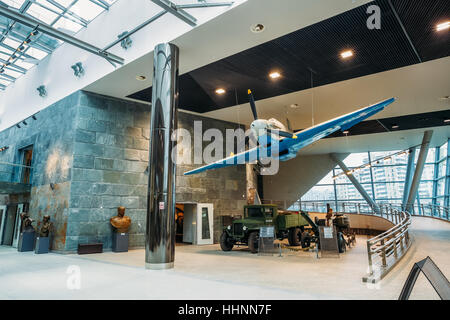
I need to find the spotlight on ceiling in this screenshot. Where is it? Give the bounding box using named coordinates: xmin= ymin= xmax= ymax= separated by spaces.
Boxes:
xmin=269 ymin=72 xmax=281 ymax=79
xmin=32 ymin=115 xmax=37 ymax=120
xmin=215 ymin=88 xmax=226 ymax=95
xmin=340 ymin=50 xmax=354 ymax=59
xmin=436 ymin=21 xmax=449 ymax=32
xmin=16 ymin=124 xmax=21 ymax=129
xmin=250 ymin=23 xmax=265 ymax=33
xmin=22 ymin=121 xmax=28 ymax=126
xmin=136 ymin=75 xmax=147 ymax=81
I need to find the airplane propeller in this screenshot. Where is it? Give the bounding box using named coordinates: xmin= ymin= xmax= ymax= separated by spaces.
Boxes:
xmin=248 ymin=89 xmax=259 ymax=120
xmin=247 ymin=89 xmax=298 ymax=140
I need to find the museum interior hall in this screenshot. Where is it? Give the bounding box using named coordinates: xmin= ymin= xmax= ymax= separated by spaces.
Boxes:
xmin=0 ymin=0 xmax=449 ymax=300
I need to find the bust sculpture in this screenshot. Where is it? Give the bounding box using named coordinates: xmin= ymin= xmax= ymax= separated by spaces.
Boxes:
xmin=20 ymin=212 xmax=35 ymax=233
xmin=39 ymin=215 xmax=52 ymax=238
xmin=110 ymin=206 xmax=131 ymax=233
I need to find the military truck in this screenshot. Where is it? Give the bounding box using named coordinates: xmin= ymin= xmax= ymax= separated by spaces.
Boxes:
xmin=220 ymin=204 xmax=313 ymax=253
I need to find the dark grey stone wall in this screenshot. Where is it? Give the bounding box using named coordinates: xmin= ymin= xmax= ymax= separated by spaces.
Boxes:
xmin=66 ymin=92 xmax=151 ymax=251
xmin=0 ymin=90 xmax=247 ymax=252
xmin=0 ymin=92 xmax=79 ymax=251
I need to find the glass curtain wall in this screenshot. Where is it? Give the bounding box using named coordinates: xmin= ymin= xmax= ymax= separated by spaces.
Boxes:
xmin=301 ymin=139 xmax=450 ymax=215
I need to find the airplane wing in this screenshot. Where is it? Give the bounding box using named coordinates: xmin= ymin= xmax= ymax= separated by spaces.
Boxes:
xmin=184 ymin=98 xmax=395 ymax=175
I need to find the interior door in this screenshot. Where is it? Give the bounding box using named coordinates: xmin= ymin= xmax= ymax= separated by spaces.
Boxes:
xmin=0 ymin=205 xmax=6 ymax=245
xmin=12 ymin=204 xmax=24 ymax=248
xmin=197 ymin=204 xmax=214 ymax=245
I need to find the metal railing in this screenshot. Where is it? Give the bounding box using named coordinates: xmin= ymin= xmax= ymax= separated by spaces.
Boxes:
xmin=296 ymin=201 xmax=450 ymax=222
xmin=263 ymin=200 xmax=418 ymax=283
xmin=0 ymin=161 xmax=34 ymax=185
xmin=365 ymin=206 xmax=411 ymax=282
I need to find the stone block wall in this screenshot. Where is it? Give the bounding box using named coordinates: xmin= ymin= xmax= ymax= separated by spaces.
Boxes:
xmin=0 ymin=92 xmax=79 ymax=251
xmin=66 ymin=92 xmax=151 ymax=251
xmin=0 ymin=90 xmax=247 ymax=252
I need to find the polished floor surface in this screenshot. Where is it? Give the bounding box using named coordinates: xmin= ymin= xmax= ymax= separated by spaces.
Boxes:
xmin=0 ymin=217 xmax=448 ymax=300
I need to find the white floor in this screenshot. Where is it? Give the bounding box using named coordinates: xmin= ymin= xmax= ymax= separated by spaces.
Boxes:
xmin=0 ymin=217 xmax=448 ymax=300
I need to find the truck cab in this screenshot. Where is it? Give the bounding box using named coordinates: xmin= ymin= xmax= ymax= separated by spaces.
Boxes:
xmin=220 ymin=204 xmax=311 ymax=253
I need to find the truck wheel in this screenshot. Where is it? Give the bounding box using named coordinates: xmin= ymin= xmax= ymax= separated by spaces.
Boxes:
xmin=288 ymin=228 xmax=301 ymax=246
xmin=248 ymin=232 xmax=259 ymax=254
xmin=301 ymin=232 xmax=311 ymax=248
xmin=338 ymin=232 xmax=346 ymax=253
xmin=220 ymin=232 xmax=234 ymax=252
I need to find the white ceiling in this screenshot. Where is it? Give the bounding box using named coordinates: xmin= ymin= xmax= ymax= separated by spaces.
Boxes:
xmin=84 ymin=0 xmax=372 ymax=99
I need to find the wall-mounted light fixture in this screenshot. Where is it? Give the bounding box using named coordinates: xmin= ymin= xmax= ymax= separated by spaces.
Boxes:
xmin=22 ymin=120 xmax=28 ymax=126
xmin=37 ymin=85 xmax=47 ymax=97
xmin=32 ymin=115 xmax=37 ymax=120
xmin=118 ymin=31 xmax=133 ymax=50
xmin=71 ymin=62 xmax=85 ymax=78
xmin=16 ymin=124 xmax=21 ymax=129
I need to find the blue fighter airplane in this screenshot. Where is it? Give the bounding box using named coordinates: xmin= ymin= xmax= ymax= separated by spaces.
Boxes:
xmin=184 ymin=90 xmax=395 ymax=176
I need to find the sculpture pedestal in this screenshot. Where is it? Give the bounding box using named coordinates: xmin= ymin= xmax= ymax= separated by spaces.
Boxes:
xmin=112 ymin=232 xmax=129 ymax=253
xmin=35 ymin=237 xmax=50 ymax=254
xmin=18 ymin=232 xmax=35 ymax=252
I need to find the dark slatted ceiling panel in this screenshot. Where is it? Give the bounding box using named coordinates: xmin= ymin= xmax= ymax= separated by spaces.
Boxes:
xmin=393 ymin=0 xmax=450 ymax=61
xmin=128 ymin=0 xmax=449 ymax=113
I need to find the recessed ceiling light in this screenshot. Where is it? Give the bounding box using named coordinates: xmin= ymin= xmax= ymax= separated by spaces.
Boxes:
xmin=250 ymin=24 xmax=265 ymax=33
xmin=343 ymin=130 xmax=349 ymax=135
xmin=392 ymin=124 xmax=399 ymax=129
xmin=340 ymin=50 xmax=354 ymax=59
xmin=444 ymin=119 xmax=450 ymax=123
xmin=136 ymin=75 xmax=147 ymax=81
xmin=215 ymin=88 xmax=226 ymax=95
xmin=436 ymin=21 xmax=450 ymax=32
xmin=269 ymin=72 xmax=281 ymax=79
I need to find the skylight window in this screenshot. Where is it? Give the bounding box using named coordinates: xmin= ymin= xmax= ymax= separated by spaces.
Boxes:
xmin=27 ymin=3 xmax=59 ymax=24
xmin=53 ymin=16 xmax=84 ymax=34
xmin=1 ymin=0 xmax=26 ymax=9
xmin=0 ymin=0 xmax=118 ymax=90
xmin=70 ymin=0 xmax=104 ymax=22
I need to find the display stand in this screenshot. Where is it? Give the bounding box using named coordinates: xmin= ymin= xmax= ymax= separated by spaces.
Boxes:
xmin=112 ymin=232 xmax=129 ymax=253
xmin=18 ymin=232 xmax=35 ymax=252
xmin=258 ymin=226 xmax=276 ymax=256
xmin=318 ymin=226 xmax=339 ymax=258
xmin=35 ymin=237 xmax=50 ymax=254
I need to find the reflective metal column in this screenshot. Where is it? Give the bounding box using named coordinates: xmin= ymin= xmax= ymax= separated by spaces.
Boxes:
xmin=146 ymin=43 xmax=179 ymax=270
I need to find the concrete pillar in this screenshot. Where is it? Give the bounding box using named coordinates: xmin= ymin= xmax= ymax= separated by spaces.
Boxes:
xmin=402 ymin=148 xmax=416 ymax=210
xmin=405 ymin=130 xmax=433 ymax=213
xmin=145 ymin=43 xmax=179 ymax=270
xmin=331 ymin=153 xmax=380 ymax=214
xmin=246 ymin=164 xmax=260 ymax=205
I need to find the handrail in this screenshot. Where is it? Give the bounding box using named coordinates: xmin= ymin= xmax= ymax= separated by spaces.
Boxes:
xmin=263 ymin=200 xmax=418 ymax=283
xmin=297 ymin=201 xmax=449 ymax=222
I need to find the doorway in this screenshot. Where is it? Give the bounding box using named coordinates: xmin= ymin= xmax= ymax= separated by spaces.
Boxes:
xmin=12 ymin=204 xmax=24 ymax=248
xmin=1 ymin=204 xmax=17 ymax=246
xmin=176 ymin=203 xmax=214 ymax=245
xmin=0 ymin=205 xmax=6 ymax=245
xmin=20 ymin=146 xmax=33 ymax=184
